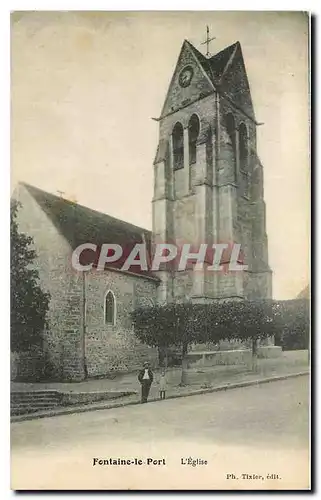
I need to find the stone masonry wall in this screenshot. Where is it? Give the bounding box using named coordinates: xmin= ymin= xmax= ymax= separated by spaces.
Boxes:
xmin=13 ymin=185 xmax=85 ymax=381
xmin=13 ymin=185 xmax=160 ymax=380
xmin=161 ymin=44 xmax=213 ymax=118
xmin=84 ymin=269 xmax=159 ymax=376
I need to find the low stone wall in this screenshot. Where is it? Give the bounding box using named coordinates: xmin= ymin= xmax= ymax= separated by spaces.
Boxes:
xmin=258 ymin=346 xmax=282 ymax=359
xmin=186 ymin=346 xmax=282 ymax=368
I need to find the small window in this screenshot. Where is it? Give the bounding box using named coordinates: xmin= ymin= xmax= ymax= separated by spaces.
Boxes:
xmin=188 ymin=114 xmax=200 ymax=165
xmin=104 ymin=290 xmax=116 ymax=325
xmin=172 ymin=122 xmax=184 ymax=170
xmin=239 ymin=123 xmax=249 ymax=172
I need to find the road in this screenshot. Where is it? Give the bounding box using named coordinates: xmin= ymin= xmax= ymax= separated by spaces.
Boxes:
xmin=11 ymin=376 xmax=310 ymax=490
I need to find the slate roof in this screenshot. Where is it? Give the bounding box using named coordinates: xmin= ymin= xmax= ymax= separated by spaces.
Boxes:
xmin=161 ymin=40 xmax=255 ymax=122
xmin=22 ymin=183 xmax=158 ymax=280
xmin=186 ymin=40 xmax=238 ymax=85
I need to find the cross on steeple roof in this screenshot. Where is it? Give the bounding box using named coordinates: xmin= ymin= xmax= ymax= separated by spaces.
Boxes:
xmin=201 ymin=25 xmax=216 ymax=57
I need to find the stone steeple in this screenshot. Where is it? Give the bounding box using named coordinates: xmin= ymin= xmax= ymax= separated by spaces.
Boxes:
xmin=152 ymin=39 xmax=272 ymax=303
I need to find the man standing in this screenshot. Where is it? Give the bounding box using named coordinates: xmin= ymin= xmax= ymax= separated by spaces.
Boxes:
xmin=138 ymin=362 xmax=154 ymax=403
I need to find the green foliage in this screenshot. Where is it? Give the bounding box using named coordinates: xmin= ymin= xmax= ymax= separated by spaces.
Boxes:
xmin=132 ymin=299 xmax=274 ymax=351
xmin=132 ymin=298 xmax=309 ymax=355
xmin=11 ymin=200 xmax=50 ymax=352
xmin=273 ymin=299 xmax=310 ymax=350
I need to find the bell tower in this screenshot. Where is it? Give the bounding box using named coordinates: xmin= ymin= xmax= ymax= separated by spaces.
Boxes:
xmin=152 ymin=38 xmax=272 ymax=304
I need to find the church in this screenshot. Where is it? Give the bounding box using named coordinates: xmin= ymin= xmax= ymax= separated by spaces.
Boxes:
xmin=12 ymin=37 xmax=272 ymax=381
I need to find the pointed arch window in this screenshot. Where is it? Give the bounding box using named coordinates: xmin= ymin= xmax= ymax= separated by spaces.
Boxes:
xmin=239 ymin=123 xmax=249 ymax=172
xmin=104 ymin=290 xmax=116 ymax=325
xmin=172 ymin=122 xmax=184 ymax=170
xmin=188 ymin=114 xmax=200 ymax=165
xmin=225 ymin=113 xmax=237 ymax=179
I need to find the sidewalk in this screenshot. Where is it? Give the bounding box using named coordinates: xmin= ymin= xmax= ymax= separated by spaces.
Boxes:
xmin=11 ymin=350 xmax=309 ymax=422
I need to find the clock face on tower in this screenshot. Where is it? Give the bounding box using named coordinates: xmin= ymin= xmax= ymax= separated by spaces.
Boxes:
xmin=178 ymin=66 xmax=194 ymax=88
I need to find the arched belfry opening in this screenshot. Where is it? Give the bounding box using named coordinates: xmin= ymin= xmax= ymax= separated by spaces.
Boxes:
xmin=225 ymin=113 xmax=237 ymax=179
xmin=188 ymin=114 xmax=200 ymax=165
xmin=172 ymin=122 xmax=184 ymax=170
xmin=152 ymin=38 xmax=271 ymax=310
xmin=239 ymin=123 xmax=249 ymax=172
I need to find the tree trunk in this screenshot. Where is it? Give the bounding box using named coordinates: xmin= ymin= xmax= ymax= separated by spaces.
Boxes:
xmin=180 ymin=342 xmax=188 ymax=386
xmin=251 ymin=338 xmax=258 ymax=372
xmin=164 ymin=347 xmax=168 ymax=370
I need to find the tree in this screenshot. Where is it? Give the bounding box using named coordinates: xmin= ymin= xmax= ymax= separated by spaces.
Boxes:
xmin=132 ymin=299 xmax=274 ymax=384
xmin=132 ymin=302 xmax=197 ymax=385
xmin=273 ymin=299 xmax=309 ymax=351
xmin=11 ymin=200 xmax=50 ymax=352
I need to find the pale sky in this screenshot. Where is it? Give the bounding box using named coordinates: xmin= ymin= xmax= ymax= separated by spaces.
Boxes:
xmin=11 ymin=11 xmax=309 ymax=299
